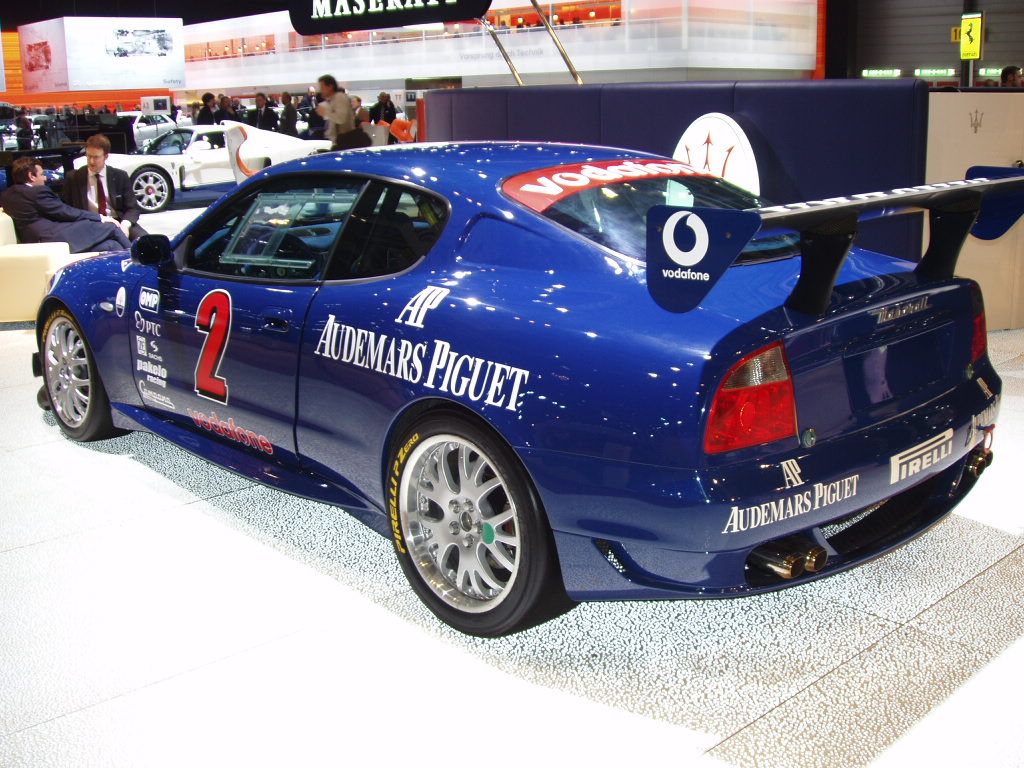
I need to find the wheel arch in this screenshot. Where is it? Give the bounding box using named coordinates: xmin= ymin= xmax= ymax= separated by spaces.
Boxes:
xmin=381 ymin=397 xmax=554 ymax=538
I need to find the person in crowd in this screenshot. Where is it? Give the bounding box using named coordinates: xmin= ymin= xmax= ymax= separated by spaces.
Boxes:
xmin=248 ymin=92 xmax=279 ymax=131
xmin=279 ymin=92 xmax=298 ymax=137
xmin=1001 ymin=65 xmax=1022 ymax=88
xmin=351 ymin=95 xmax=370 ymax=124
xmin=317 ymin=74 xmax=365 ymax=150
xmin=369 ymin=91 xmax=398 ymax=126
xmin=305 ymin=94 xmax=326 ymax=140
xmin=15 ymin=109 xmax=34 ymax=150
xmin=232 ymin=97 xmax=248 ymax=122
xmin=1 ymin=157 xmax=129 ymax=253
xmin=196 ymin=92 xmax=217 ymax=125
xmin=299 ymin=85 xmax=317 ymax=111
xmin=214 ymin=95 xmax=238 ymax=123
xmin=62 ymin=134 xmax=147 ymax=242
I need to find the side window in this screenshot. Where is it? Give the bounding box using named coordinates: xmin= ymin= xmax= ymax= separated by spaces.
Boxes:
xmin=327 ymin=182 xmax=448 ymax=280
xmin=189 ymin=182 xmax=363 ymax=281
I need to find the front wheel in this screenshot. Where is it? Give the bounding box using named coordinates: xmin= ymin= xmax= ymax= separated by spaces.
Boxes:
xmin=130 ymin=167 xmax=173 ymax=213
xmin=40 ymin=309 xmax=118 ymax=441
xmin=389 ymin=415 xmax=573 ymax=636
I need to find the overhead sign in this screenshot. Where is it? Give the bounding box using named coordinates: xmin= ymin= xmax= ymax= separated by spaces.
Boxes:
xmin=960 ymin=12 xmax=982 ymax=61
xmin=289 ymin=0 xmax=492 ymax=35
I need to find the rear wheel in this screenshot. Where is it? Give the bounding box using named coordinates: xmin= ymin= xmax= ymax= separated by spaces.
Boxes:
xmin=130 ymin=167 xmax=173 ymax=213
xmin=40 ymin=309 xmax=118 ymax=441
xmin=389 ymin=414 xmax=573 ymax=636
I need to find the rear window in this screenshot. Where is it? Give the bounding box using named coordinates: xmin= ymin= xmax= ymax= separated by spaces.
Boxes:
xmin=501 ymin=159 xmax=797 ymax=263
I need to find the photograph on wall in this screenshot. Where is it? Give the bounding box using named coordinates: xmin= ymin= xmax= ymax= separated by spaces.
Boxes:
xmin=18 ymin=19 xmax=71 ymax=93
xmin=64 ymin=17 xmax=185 ymax=90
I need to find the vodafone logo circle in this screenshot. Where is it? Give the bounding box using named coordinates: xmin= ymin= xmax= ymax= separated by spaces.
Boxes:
xmin=663 ymin=211 xmax=709 ymax=267
xmin=673 ymin=113 xmax=760 ymax=195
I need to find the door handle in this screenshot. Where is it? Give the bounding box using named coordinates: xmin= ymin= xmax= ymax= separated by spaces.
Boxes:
xmin=260 ymin=307 xmax=293 ymax=333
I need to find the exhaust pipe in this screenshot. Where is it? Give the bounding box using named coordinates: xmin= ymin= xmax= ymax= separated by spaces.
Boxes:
xmin=966 ymin=448 xmax=993 ymax=479
xmin=748 ymin=538 xmax=829 ymax=580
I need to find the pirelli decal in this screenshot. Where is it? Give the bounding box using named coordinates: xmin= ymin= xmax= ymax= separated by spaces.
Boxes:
xmin=890 ymin=429 xmax=954 ymax=484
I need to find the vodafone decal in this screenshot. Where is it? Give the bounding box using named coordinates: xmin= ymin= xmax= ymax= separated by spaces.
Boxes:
xmin=502 ymin=159 xmax=707 ymax=213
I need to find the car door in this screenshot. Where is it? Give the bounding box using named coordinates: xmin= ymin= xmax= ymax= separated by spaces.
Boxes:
xmin=183 ymin=129 xmax=233 ymax=187
xmin=296 ymin=180 xmax=451 ymax=496
xmin=129 ymin=175 xmax=367 ymax=465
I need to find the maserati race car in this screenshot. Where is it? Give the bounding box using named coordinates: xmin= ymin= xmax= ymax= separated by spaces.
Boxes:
xmin=33 ymin=143 xmax=1021 ymax=636
xmin=74 ymin=121 xmax=331 ymax=213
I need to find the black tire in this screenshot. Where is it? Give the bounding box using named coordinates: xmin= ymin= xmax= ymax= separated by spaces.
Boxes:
xmin=388 ymin=414 xmax=574 ymax=636
xmin=40 ymin=308 xmax=118 ymax=442
xmin=130 ymin=166 xmax=174 ymax=213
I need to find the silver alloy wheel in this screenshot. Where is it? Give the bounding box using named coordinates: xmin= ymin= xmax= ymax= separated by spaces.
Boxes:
xmin=399 ymin=435 xmax=521 ymax=613
xmin=44 ymin=317 xmax=91 ymax=428
xmin=132 ymin=170 xmax=170 ymax=212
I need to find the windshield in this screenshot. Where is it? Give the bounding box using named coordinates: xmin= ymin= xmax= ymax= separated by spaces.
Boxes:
xmin=502 ymin=159 xmax=797 ymax=263
xmin=147 ymin=129 xmax=191 ymax=154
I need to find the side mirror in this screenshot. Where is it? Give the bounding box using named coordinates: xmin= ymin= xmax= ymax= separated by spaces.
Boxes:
xmin=132 ymin=234 xmax=174 ymax=268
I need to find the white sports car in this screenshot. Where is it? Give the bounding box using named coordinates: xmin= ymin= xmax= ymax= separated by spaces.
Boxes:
xmin=75 ymin=122 xmax=332 ymax=212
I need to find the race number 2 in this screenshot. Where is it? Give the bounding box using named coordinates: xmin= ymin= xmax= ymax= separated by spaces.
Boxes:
xmin=194 ymin=289 xmax=232 ymax=404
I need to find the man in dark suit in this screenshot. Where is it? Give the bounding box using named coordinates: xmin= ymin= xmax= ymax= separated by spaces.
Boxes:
xmin=1 ymin=157 xmax=129 ymax=253
xmin=62 ymin=133 xmax=148 ymax=241
xmin=248 ymin=92 xmax=279 ymax=132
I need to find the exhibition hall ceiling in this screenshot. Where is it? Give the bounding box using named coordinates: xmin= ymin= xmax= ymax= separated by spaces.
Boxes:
xmin=1 ymin=0 xmax=285 ymax=29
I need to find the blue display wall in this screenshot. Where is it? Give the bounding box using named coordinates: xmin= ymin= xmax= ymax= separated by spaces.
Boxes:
xmin=424 ymin=79 xmax=929 ymax=259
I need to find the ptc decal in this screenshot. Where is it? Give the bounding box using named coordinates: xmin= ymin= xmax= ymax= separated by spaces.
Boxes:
xmin=646 ymin=206 xmax=761 ymax=313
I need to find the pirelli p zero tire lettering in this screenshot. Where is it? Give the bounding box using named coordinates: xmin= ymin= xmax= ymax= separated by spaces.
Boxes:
xmin=389 ymin=414 xmax=573 ymax=637
xmin=41 ymin=308 xmax=118 ymax=442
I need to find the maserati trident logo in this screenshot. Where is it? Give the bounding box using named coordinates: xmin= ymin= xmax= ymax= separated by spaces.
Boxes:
xmin=781 ymin=459 xmax=805 ymax=489
xmin=674 ymin=113 xmax=760 ymax=195
xmin=969 ymin=110 xmax=983 ymax=134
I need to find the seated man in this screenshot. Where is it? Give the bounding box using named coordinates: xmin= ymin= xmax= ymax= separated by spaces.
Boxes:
xmin=1 ymin=156 xmax=130 ymax=253
xmin=62 ymin=133 xmax=148 ymax=241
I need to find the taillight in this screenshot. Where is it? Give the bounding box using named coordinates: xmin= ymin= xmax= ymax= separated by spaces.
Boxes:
xmin=970 ymin=284 xmax=987 ymax=362
xmin=704 ymin=342 xmax=797 ymax=454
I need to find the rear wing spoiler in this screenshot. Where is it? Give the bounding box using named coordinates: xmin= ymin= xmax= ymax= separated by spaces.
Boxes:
xmin=646 ymin=167 xmax=1024 ymax=315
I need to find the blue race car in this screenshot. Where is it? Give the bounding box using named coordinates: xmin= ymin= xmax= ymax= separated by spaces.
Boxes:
xmin=32 ymin=143 xmax=1021 ymax=636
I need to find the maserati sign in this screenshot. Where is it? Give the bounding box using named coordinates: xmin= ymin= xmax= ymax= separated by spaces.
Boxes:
xmin=290 ymin=0 xmax=493 ymax=34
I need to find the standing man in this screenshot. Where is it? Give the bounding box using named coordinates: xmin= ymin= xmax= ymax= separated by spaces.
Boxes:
xmin=214 ymin=95 xmax=238 ymax=124
xmin=316 ymin=74 xmax=358 ymax=150
xmin=15 ymin=109 xmax=34 ymax=150
xmin=196 ymin=92 xmax=217 ymax=125
xmin=249 ymin=92 xmax=279 ymax=131
xmin=279 ymin=92 xmax=299 ymax=137
xmin=1000 ymin=65 xmax=1021 ymax=87
xmin=62 ymin=134 xmax=148 ymax=241
xmin=1 ymin=157 xmax=129 ymax=253
xmin=368 ymin=92 xmax=398 ymax=126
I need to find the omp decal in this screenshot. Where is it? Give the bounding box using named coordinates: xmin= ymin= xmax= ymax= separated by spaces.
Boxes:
xmin=781 ymin=459 xmax=805 ymax=489
xmin=889 ymin=429 xmax=954 ymax=484
xmin=194 ymin=289 xmax=232 ymax=405
xmin=388 ymin=432 xmax=420 ymax=555
xmin=396 ymin=286 xmax=450 ymax=328
xmin=315 ymin=315 xmax=530 ymax=412
xmin=722 ymin=474 xmax=860 ymax=534
xmin=186 ymin=408 xmax=273 ymax=455
xmin=139 ymin=287 xmax=160 ymax=313
xmin=502 ymin=159 xmax=707 ymax=213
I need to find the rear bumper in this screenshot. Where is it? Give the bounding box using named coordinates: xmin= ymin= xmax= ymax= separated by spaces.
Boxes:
xmin=524 ymin=366 xmax=1000 ymax=600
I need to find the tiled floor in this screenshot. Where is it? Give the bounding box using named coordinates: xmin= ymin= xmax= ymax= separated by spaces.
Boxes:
xmin=1 ymin=209 xmax=1022 ymax=766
